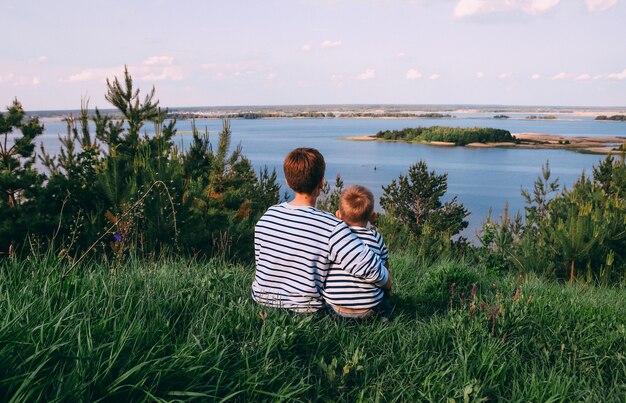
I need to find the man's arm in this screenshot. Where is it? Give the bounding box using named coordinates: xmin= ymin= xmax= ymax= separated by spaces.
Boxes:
xmin=328 ymin=222 xmax=389 ymax=287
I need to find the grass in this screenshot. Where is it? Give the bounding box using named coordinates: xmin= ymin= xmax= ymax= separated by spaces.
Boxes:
xmin=1 ymin=253 xmax=625 ymax=401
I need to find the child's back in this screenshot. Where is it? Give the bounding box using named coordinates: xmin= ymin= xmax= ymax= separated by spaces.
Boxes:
xmin=322 ymin=185 xmax=392 ymax=319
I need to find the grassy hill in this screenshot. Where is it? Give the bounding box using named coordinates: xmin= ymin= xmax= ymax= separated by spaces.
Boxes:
xmin=1 ymin=254 xmax=625 ymax=401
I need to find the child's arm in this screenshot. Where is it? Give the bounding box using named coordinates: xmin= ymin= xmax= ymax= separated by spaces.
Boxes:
xmin=382 ymin=260 xmax=392 ymax=292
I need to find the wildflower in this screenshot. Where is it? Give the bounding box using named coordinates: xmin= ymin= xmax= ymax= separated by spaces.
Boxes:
xmin=470 ymin=283 xmax=477 ymax=301
xmin=113 ymin=232 xmax=123 ymax=242
xmin=513 ymin=287 xmax=521 ymax=302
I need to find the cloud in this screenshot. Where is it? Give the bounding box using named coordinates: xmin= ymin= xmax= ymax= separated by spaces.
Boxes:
xmin=428 ymin=74 xmax=441 ymax=80
xmin=454 ymin=0 xmax=560 ymax=18
xmin=498 ymin=71 xmax=513 ymax=79
xmin=143 ymin=56 xmax=174 ymax=66
xmin=586 ymin=0 xmax=618 ymax=11
xmin=396 ymin=52 xmax=409 ymax=61
xmin=608 ymin=68 xmax=626 ymax=80
xmin=65 ymin=63 xmax=184 ymax=83
xmin=593 ymin=74 xmax=604 ymax=80
xmin=37 ymin=56 xmax=48 ymax=63
xmin=476 ymin=72 xmax=485 ymax=79
xmin=267 ymin=73 xmax=276 ymax=80
xmin=531 ymin=73 xmax=541 ymax=79
xmin=551 ymin=72 xmax=576 ymax=80
xmin=575 ymin=73 xmax=591 ymax=81
xmin=138 ymin=68 xmax=183 ymax=81
xmin=65 ymin=67 xmax=122 ymax=83
xmin=302 ymin=44 xmax=312 ymax=52
xmin=406 ymin=69 xmax=422 ymax=80
xmin=0 ymin=73 xmax=41 ymax=87
xmin=353 ymin=68 xmax=375 ymax=80
xmin=321 ymin=40 xmax=342 ymax=49
xmin=331 ymin=74 xmax=344 ymax=87
xmin=201 ymin=61 xmax=265 ymax=79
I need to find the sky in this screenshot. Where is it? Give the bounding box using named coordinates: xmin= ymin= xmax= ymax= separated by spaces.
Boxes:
xmin=1 ymin=0 xmax=625 ymax=110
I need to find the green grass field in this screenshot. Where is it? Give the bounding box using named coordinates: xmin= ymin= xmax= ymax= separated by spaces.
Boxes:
xmin=1 ymin=253 xmax=625 ymax=401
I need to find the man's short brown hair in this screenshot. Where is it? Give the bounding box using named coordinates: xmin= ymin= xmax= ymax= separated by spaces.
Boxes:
xmin=283 ymin=148 xmax=325 ymax=194
xmin=339 ymin=185 xmax=375 ymax=225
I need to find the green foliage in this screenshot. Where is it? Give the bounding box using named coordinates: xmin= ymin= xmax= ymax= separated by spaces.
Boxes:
xmin=316 ymin=173 xmax=344 ymax=213
xmin=380 ymin=160 xmax=469 ymax=240
xmin=481 ymin=157 xmax=626 ymax=284
xmin=0 ymin=99 xmax=45 ymax=253
xmin=3 ymin=69 xmax=280 ymax=261
xmin=376 ymin=126 xmax=515 ymax=145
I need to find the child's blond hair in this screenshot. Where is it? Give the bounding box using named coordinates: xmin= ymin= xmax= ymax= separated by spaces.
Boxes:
xmin=339 ymin=185 xmax=374 ymax=226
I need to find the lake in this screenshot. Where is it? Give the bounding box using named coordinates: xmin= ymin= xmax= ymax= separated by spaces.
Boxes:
xmin=36 ymin=114 xmax=625 ymax=239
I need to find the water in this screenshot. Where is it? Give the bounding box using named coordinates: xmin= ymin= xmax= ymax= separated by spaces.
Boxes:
xmin=34 ymin=115 xmax=625 ymax=239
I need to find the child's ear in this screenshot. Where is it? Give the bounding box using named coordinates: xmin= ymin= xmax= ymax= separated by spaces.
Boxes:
xmin=335 ymin=210 xmax=342 ymax=219
xmin=369 ymin=212 xmax=377 ymax=223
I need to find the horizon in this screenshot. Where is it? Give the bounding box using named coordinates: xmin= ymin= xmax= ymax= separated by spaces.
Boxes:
xmin=2 ymin=0 xmax=626 ymax=110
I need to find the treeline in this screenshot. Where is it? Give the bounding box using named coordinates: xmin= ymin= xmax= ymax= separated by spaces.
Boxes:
xmin=526 ymin=115 xmax=557 ymax=120
xmin=595 ymin=115 xmax=626 ymax=121
xmin=1 ymin=68 xmax=280 ymax=261
xmin=375 ymin=126 xmax=516 ymax=145
xmin=166 ymin=112 xmax=454 ymax=120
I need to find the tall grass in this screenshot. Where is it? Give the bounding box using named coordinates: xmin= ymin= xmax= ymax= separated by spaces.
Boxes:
xmin=1 ymin=253 xmax=625 ymax=401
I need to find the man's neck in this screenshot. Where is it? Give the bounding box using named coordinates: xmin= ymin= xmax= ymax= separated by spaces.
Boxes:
xmin=289 ymin=192 xmax=317 ymax=207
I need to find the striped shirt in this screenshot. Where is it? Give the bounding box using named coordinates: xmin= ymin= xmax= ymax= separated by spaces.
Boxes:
xmin=252 ymin=202 xmax=389 ymax=313
xmin=322 ymin=227 xmax=388 ymax=310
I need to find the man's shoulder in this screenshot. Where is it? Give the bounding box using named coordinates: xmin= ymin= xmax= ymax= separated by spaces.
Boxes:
xmin=259 ymin=203 xmax=342 ymax=227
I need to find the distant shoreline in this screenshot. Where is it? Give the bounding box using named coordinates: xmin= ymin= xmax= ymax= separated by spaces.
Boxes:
xmin=342 ymin=132 xmax=626 ymax=154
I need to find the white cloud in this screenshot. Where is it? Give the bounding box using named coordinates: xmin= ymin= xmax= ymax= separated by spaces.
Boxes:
xmin=353 ymin=68 xmax=375 ymax=80
xmin=143 ymin=56 xmax=174 ymax=66
xmin=0 ymin=73 xmax=41 ymax=87
xmin=608 ymin=68 xmax=626 ymax=80
xmin=498 ymin=71 xmax=513 ymax=79
xmin=65 ymin=63 xmax=184 ymax=83
xmin=551 ymin=72 xmax=575 ymax=80
xmin=476 ymin=72 xmax=485 ymax=79
xmin=302 ymin=44 xmax=312 ymax=52
xmin=201 ymin=61 xmax=265 ymax=79
xmin=428 ymin=74 xmax=441 ymax=80
xmin=321 ymin=40 xmax=342 ymax=49
xmin=138 ymin=68 xmax=183 ymax=81
xmin=267 ymin=73 xmax=276 ymax=80
xmin=593 ymin=74 xmax=605 ymax=80
xmin=37 ymin=56 xmax=48 ymax=63
xmin=531 ymin=73 xmax=541 ymax=79
xmin=586 ymin=0 xmax=617 ymax=11
xmin=454 ymin=0 xmax=560 ymax=18
xmin=66 ymin=67 xmax=121 ymax=83
xmin=575 ymin=73 xmax=591 ymax=81
xmin=396 ymin=52 xmax=408 ymax=61
xmin=331 ymin=74 xmax=344 ymax=87
xmin=406 ymin=69 xmax=422 ymax=80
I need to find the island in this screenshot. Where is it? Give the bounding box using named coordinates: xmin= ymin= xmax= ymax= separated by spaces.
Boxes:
xmin=595 ymin=115 xmax=626 ymax=121
xmin=344 ymin=126 xmax=626 ymax=154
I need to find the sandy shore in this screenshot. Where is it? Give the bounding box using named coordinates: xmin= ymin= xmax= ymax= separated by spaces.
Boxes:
xmin=343 ymin=133 xmax=626 ymax=154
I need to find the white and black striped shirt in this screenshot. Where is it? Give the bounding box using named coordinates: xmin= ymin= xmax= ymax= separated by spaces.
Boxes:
xmin=322 ymin=227 xmax=388 ymax=309
xmin=252 ymin=203 xmax=389 ymax=312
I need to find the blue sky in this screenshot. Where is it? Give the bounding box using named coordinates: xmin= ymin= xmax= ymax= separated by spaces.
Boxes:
xmin=1 ymin=0 xmax=625 ymax=110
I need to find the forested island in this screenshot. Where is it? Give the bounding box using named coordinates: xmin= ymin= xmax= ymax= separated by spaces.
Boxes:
xmin=375 ymin=126 xmax=515 ymax=145
xmin=346 ymin=126 xmax=626 ymax=154
xmin=595 ymin=114 xmax=626 ymax=121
